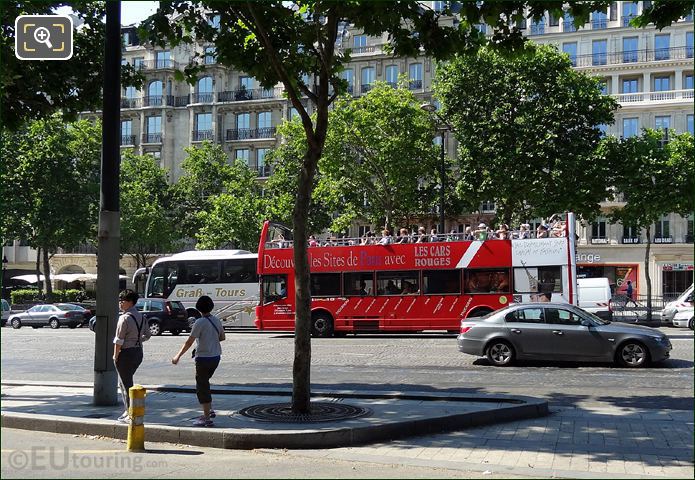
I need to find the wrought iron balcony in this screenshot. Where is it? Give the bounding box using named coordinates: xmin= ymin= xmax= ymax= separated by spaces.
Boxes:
xmin=573 ymin=46 xmax=691 ymax=67
xmin=361 ymin=84 xmax=373 ymax=94
xmin=192 ymin=130 xmax=214 ymax=141
xmin=130 ymin=59 xmax=179 ymax=71
xmin=191 ymin=93 xmax=214 ymax=104
xmin=408 ymin=79 xmax=423 ymax=90
xmin=217 ymin=88 xmax=281 ymax=102
xmin=254 ymin=165 xmax=272 ymax=177
xmin=143 ymin=95 xmax=164 ymax=107
xmin=121 ymin=97 xmax=141 ymax=109
xmin=142 ymin=133 xmax=162 ymax=143
xmin=120 ymin=135 xmax=136 ymax=146
xmin=225 ymin=127 xmax=276 ymax=141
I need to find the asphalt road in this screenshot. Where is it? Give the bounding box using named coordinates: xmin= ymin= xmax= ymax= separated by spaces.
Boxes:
xmin=1 ymin=326 xmax=693 ymax=410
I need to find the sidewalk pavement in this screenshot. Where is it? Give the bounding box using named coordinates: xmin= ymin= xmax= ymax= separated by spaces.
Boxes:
xmin=0 ymin=381 xmax=547 ymax=450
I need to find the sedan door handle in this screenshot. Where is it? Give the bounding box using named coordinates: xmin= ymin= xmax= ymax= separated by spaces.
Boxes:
xmin=510 ymin=328 xmax=522 ymax=334
xmin=552 ymin=330 xmax=564 ymax=335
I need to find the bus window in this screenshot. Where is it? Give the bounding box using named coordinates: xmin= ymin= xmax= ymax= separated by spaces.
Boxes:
xmin=147 ymin=263 xmax=178 ymax=298
xmin=222 ymin=258 xmax=258 ymax=283
xmin=180 ymin=260 xmax=220 ymax=284
xmin=513 ymin=266 xmax=562 ymax=294
xmin=343 ymin=272 xmax=374 ymax=296
xmin=310 ymin=273 xmax=341 ymax=297
xmin=464 ymin=269 xmax=510 ymax=294
xmin=262 ymin=274 xmax=287 ymax=305
xmin=376 ymin=271 xmax=419 ymax=295
xmin=423 ymin=270 xmax=461 ymax=294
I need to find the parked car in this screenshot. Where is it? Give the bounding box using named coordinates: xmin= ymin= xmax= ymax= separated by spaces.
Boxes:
xmin=661 ymin=284 xmax=693 ymax=325
xmin=456 ymin=303 xmax=671 ymax=368
xmin=672 ymin=308 xmax=694 ymax=330
xmin=1 ymin=299 xmax=10 ymax=327
xmin=8 ymin=304 xmax=85 ymax=329
xmin=577 ymin=277 xmax=612 ymax=320
xmin=135 ymin=298 xmax=188 ymax=336
xmin=55 ymin=303 xmax=91 ymax=326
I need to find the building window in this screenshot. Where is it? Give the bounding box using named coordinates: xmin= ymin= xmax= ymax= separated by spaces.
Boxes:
xmin=609 ymin=2 xmax=618 ymax=21
xmin=239 ymin=76 xmax=253 ymax=91
xmin=654 ymin=34 xmax=670 ymax=60
xmin=622 ymin=1 xmax=638 ymax=26
xmin=622 ymin=78 xmax=639 ymax=93
xmin=548 ymin=12 xmax=559 ymax=27
xmin=408 ymin=63 xmax=422 ymax=90
xmin=353 ymin=35 xmax=367 ymax=48
xmin=591 ymin=10 xmax=608 ymax=29
xmin=622 ymin=37 xmax=638 ymax=62
xmin=433 ymin=1 xmax=446 ymax=13
xmin=256 ymin=148 xmax=270 ymax=177
xmin=598 ymin=79 xmax=608 ymax=95
xmin=340 ymin=68 xmax=354 ymax=94
xmin=591 ymin=219 xmax=607 ymax=239
xmin=120 ymin=120 xmax=133 ymax=145
xmin=654 ymin=76 xmax=670 ymax=91
xmin=562 ymin=42 xmax=577 ymax=66
xmin=687 ymin=32 xmax=694 ymax=58
xmin=289 ymin=107 xmax=299 ymax=120
xmin=598 ymin=124 xmax=608 ymax=137
xmin=146 ymin=80 xmax=163 ymax=106
xmin=685 ymin=74 xmax=693 ymax=90
xmin=385 ymin=65 xmax=399 ymax=87
xmin=236 ymin=112 xmax=250 ymax=130
xmin=123 ymin=31 xmax=131 ymax=46
xmin=592 ymin=39 xmax=607 ymax=65
xmin=155 ymin=51 xmax=171 ymax=69
xmin=687 ymin=219 xmax=694 ymax=243
xmin=124 ymin=86 xmax=137 ymax=99
xmin=234 ymin=149 xmax=249 ymax=161
xmin=562 ymin=12 xmax=576 ymax=32
xmin=530 ymin=17 xmax=545 ymax=35
xmin=361 ymin=67 xmax=375 ymax=93
xmin=687 ymin=114 xmax=694 ymax=135
xmin=195 ymin=113 xmax=212 ymax=137
xmin=622 ymin=224 xmax=640 ymax=243
xmin=622 ymin=117 xmax=639 ymax=138
xmin=655 ymin=115 xmax=670 ymax=131
xmin=204 ymin=46 xmax=216 ymax=64
xmin=257 ymin=111 xmax=271 ymax=130
xmin=196 ymin=76 xmax=213 ymax=103
xmin=133 ymin=57 xmax=144 ymax=70
xmin=145 ymin=116 xmax=161 ymax=143
xmin=654 ymin=217 xmax=670 ymax=239
xmin=481 ymin=201 xmax=496 ymax=213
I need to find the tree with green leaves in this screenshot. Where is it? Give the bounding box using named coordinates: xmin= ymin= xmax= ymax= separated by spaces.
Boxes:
xmin=603 ymin=130 xmax=694 ymax=320
xmin=120 ymin=150 xmax=177 ymax=268
xmin=143 ymin=0 xmax=690 ymax=414
xmin=321 ymin=82 xmax=440 ymax=232
xmin=170 ymin=142 xmax=235 ymax=240
xmin=0 ymin=1 xmax=143 ymax=130
xmin=434 ymin=43 xmax=617 ymax=224
xmin=0 ymin=115 xmax=101 ymax=296
xmin=195 ymin=160 xmax=266 ymax=251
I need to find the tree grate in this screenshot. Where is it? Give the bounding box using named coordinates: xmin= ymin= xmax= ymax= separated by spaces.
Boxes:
xmin=237 ymin=402 xmax=372 ymax=423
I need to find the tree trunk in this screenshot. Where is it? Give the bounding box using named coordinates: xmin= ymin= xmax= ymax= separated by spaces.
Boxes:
xmin=35 ymin=247 xmax=43 ymax=295
xmin=644 ymin=225 xmax=652 ymax=323
xmin=42 ymin=247 xmax=53 ymax=298
xmin=291 ymin=145 xmax=322 ymax=414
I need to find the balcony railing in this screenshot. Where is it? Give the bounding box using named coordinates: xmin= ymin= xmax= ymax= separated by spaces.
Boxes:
xmin=225 ymin=127 xmax=277 ymax=141
xmin=361 ymin=84 xmax=373 ymax=94
xmin=192 ymin=130 xmax=214 ymax=141
xmin=191 ymin=92 xmax=214 ymax=104
xmin=142 ymin=133 xmax=162 ymax=143
xmin=530 ymin=23 xmax=545 ymax=35
xmin=621 ymin=15 xmax=636 ymax=27
xmin=253 ymin=165 xmax=272 ymax=177
xmin=562 ymin=19 xmax=576 ymax=32
xmin=613 ymin=89 xmax=694 ymax=104
xmin=120 ymin=135 xmax=136 ymax=146
xmin=217 ymin=88 xmax=282 ymax=102
xmin=121 ymin=97 xmax=141 ymax=109
xmin=591 ymin=18 xmax=608 ymax=29
xmin=131 ymin=59 xmax=179 ymax=71
xmin=408 ymin=79 xmax=423 ymax=90
xmin=574 ymin=46 xmax=692 ymax=67
xmin=143 ymin=95 xmax=164 ymax=107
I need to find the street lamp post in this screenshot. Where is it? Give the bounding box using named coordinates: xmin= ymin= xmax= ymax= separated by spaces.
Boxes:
xmin=420 ymin=102 xmax=449 ymax=234
xmin=2 ymin=255 xmax=8 ymax=299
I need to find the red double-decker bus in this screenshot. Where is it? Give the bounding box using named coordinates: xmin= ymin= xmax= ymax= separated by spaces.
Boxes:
xmin=255 ymin=214 xmax=577 ymax=336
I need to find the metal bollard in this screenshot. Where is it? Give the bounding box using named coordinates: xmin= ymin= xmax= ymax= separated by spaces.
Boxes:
xmin=127 ymin=385 xmax=146 ymax=452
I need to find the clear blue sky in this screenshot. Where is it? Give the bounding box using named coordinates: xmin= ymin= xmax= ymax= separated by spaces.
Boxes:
xmin=55 ymin=1 xmax=159 ymax=26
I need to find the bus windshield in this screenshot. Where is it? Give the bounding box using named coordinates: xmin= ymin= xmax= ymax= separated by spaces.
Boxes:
xmin=147 ymin=263 xmax=178 ymax=298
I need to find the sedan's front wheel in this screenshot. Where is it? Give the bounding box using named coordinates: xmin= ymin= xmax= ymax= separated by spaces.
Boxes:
xmin=486 ymin=340 xmax=515 ymax=366
xmin=11 ymin=318 xmax=21 ymax=329
xmin=617 ymin=341 xmax=649 ymax=368
xmin=49 ymin=318 xmax=60 ymax=329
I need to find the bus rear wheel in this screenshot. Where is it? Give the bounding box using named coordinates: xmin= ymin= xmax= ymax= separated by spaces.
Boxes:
xmin=311 ymin=312 xmax=334 ymax=338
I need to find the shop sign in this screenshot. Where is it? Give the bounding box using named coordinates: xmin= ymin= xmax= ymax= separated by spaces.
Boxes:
xmin=662 ymin=263 xmax=694 ymax=271
xmin=654 ymin=237 xmax=674 ymax=244
xmin=576 ymin=253 xmax=601 ymax=263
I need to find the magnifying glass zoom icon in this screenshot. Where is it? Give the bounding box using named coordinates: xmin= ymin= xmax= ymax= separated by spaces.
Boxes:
xmin=34 ymin=27 xmax=53 ymax=49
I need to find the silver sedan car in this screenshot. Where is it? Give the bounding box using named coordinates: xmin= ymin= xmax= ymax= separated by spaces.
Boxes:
xmin=457 ymin=303 xmax=672 ymax=368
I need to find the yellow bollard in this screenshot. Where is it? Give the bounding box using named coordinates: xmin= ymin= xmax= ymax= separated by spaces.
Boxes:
xmin=127 ymin=385 xmax=146 ymax=452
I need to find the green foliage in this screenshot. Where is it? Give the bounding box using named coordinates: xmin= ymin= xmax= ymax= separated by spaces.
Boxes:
xmin=434 ymin=43 xmax=618 ymax=223
xmin=321 ymin=83 xmax=440 ymax=231
xmin=171 ymin=142 xmax=235 ymax=239
xmin=0 ymin=115 xmax=100 ymax=253
xmin=195 ymin=160 xmax=266 ymax=250
xmin=120 ymin=150 xmax=177 ymax=267
xmin=10 ymin=288 xmax=83 ymax=304
xmin=0 ymin=1 xmax=144 ymax=130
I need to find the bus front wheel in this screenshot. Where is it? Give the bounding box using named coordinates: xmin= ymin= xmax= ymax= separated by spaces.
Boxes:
xmin=311 ymin=312 xmax=334 ymax=338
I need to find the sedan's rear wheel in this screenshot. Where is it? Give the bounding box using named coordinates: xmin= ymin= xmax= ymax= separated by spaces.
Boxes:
xmin=486 ymin=340 xmax=515 ymax=366
xmin=617 ymin=341 xmax=649 ymax=368
xmin=689 ymin=318 xmax=694 ymax=331
xmin=49 ymin=318 xmax=60 ymax=329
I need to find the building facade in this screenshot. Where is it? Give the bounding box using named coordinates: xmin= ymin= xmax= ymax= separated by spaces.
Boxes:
xmin=3 ymin=2 xmax=693 ymax=298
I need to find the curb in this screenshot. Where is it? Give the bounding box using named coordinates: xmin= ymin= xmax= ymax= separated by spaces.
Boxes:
xmin=0 ymin=382 xmax=549 ymax=449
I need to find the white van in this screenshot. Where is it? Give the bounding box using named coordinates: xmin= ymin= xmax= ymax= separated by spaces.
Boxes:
xmin=661 ymin=284 xmax=694 ymax=325
xmin=577 ymin=277 xmax=612 ymax=320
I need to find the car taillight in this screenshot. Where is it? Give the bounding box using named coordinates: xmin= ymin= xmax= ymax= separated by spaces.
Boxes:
xmin=460 ymin=326 xmax=473 ymax=334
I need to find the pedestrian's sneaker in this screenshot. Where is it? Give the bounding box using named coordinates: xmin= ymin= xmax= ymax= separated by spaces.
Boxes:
xmin=209 ymin=410 xmax=216 ymax=419
xmin=192 ymin=416 xmax=213 ymax=427
xmin=117 ymin=412 xmax=130 ymax=424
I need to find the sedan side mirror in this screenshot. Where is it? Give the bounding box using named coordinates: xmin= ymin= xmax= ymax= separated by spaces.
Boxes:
xmin=580 ymin=319 xmax=592 ymax=327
